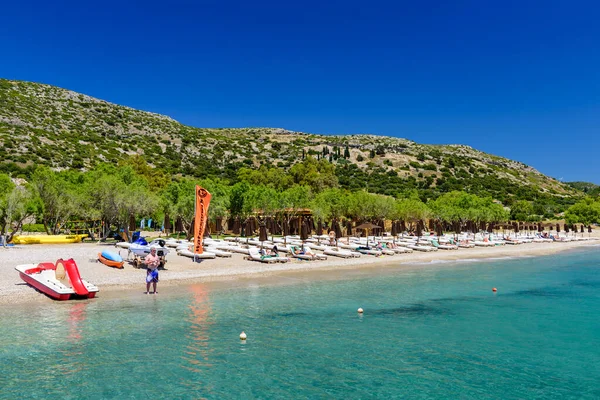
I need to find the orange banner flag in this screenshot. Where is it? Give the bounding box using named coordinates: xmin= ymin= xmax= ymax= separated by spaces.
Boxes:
xmin=193 ymin=185 xmax=212 ymax=254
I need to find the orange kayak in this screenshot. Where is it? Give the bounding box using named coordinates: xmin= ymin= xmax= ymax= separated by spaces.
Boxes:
xmin=98 ymin=253 xmax=124 ymax=269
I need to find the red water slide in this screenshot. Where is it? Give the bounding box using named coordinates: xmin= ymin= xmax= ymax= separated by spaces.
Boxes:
xmin=55 ymin=258 xmax=89 ymax=296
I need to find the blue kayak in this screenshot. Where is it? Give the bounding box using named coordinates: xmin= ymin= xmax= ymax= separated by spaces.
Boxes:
xmin=101 ymin=250 xmax=123 ymax=262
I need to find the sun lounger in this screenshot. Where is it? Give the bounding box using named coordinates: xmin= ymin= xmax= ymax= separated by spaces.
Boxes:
xmin=323 ymin=247 xmax=361 ymax=258
xmin=407 ymin=244 xmax=438 ymax=252
xmin=431 ymin=240 xmax=458 ymax=250
xmin=177 ymin=249 xmax=217 ymax=259
xmin=246 ymin=248 xmax=289 ymax=263
xmin=390 ymin=246 xmax=413 ymax=254
xmin=355 ymin=247 xmax=383 ymax=256
xmin=204 ymin=247 xmax=233 ymax=257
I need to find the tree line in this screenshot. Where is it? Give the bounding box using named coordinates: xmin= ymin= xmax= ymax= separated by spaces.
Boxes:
xmin=1 ymin=159 xmax=597 ymax=242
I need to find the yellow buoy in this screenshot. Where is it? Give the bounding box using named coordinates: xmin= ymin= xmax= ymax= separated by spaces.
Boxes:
xmin=357 ymin=308 xmax=364 ymax=313
xmin=240 ymin=331 xmax=247 ymax=340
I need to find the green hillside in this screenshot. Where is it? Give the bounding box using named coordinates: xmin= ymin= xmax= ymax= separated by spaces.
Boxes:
xmin=0 ymin=78 xmax=581 ymax=210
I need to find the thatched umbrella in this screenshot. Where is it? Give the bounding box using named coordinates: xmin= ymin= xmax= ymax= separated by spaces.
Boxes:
xmin=175 ymin=216 xmax=184 ymax=233
xmin=232 ymin=218 xmax=241 ymax=235
xmin=355 ymin=222 xmax=382 ymax=245
xmin=435 ymin=221 xmax=443 ymax=237
xmin=400 ymin=220 xmax=406 ymax=235
xmin=581 ymin=225 xmax=585 ymax=233
xmin=556 ymin=223 xmax=561 ymax=233
xmin=282 ymin=219 xmax=290 ymax=236
xmin=334 ymin=220 xmax=343 ymax=240
xmin=244 ymin=219 xmax=253 ymax=237
xmin=203 ymin=219 xmax=211 ymax=237
xmin=538 ymin=223 xmax=543 ymax=232
xmin=391 ymin=221 xmax=398 ymax=236
xmin=564 ymin=224 xmax=570 ymax=233
xmin=316 ymin=219 xmax=323 ymax=236
xmin=346 ymin=220 xmax=353 ymax=237
xmin=415 ymin=220 xmax=423 ymax=242
xmin=259 ymin=224 xmax=268 ymax=242
xmin=513 ymin=222 xmax=519 ymax=233
xmin=300 ymin=219 xmax=309 ymax=241
xmin=588 ymin=225 xmax=592 ymax=234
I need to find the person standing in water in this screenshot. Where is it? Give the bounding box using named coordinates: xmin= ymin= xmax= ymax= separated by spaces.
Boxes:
xmin=145 ymin=246 xmax=160 ymax=294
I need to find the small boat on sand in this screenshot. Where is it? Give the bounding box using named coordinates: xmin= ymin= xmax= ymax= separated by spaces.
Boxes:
xmin=15 ymin=259 xmax=99 ymax=300
xmin=11 ymin=234 xmax=88 ymax=245
xmin=98 ymin=250 xmax=124 ymax=269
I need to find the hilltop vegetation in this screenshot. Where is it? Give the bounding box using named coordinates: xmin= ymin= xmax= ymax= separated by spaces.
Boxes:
xmin=0 ymin=78 xmax=585 ymax=225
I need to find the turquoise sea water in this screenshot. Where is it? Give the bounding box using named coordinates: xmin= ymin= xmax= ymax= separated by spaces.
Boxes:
xmin=2 ymin=248 xmax=600 ymax=399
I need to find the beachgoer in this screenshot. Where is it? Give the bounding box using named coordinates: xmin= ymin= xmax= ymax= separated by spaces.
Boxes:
xmin=270 ymin=245 xmax=279 ymax=256
xmin=145 ymin=246 xmax=160 ymax=294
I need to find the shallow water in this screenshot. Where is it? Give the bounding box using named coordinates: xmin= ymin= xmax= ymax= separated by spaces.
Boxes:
xmin=2 ymin=249 xmax=600 ymax=399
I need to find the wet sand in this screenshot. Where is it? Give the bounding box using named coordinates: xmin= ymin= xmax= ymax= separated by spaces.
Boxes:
xmin=2 ymin=237 xmax=599 ymax=305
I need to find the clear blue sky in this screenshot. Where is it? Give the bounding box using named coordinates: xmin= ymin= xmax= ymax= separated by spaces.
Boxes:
xmin=1 ymin=0 xmax=599 ymax=182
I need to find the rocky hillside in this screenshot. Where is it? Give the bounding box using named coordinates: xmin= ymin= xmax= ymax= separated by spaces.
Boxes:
xmin=0 ymin=78 xmax=580 ymax=204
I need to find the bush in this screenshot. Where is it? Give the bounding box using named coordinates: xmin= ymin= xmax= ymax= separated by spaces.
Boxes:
xmin=356 ymin=154 xmax=364 ymax=162
xmin=22 ymin=224 xmax=46 ymax=233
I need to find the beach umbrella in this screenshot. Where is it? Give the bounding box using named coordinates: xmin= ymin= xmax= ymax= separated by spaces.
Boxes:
xmin=300 ymin=219 xmax=309 ymax=241
xmin=415 ymin=220 xmax=423 ymax=238
xmin=588 ymin=225 xmax=592 ymax=233
xmin=346 ymin=220 xmax=353 ymax=237
xmin=435 ymin=221 xmax=443 ymax=237
xmin=316 ymin=219 xmax=323 ymax=236
xmin=245 ymin=219 xmax=254 ymax=237
xmin=538 ymin=223 xmax=543 ymax=232
xmin=513 ymin=222 xmax=519 ymax=233
xmin=282 ymin=219 xmax=290 ymax=236
xmin=564 ymin=224 xmax=570 ymax=233
xmin=335 ymin=221 xmax=343 ymax=239
xmin=203 ymin=219 xmax=211 ymax=237
xmin=581 ymin=225 xmax=584 ymax=233
xmin=391 ymin=221 xmax=398 ymax=236
xmin=175 ymin=216 xmax=184 ymax=233
xmin=232 ymin=218 xmax=241 ymax=235
xmin=556 ymin=224 xmax=561 ymax=233
xmin=355 ymin=222 xmax=382 ymax=242
xmin=428 ymin=219 xmax=435 ymax=231
xmin=400 ymin=220 xmax=406 ymax=234
xmin=215 ymin=217 xmax=222 ymax=234
xmin=259 ymin=224 xmax=268 ymax=242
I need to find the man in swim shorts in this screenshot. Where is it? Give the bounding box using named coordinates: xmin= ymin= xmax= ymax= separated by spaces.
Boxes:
xmin=145 ymin=246 xmax=160 ymax=294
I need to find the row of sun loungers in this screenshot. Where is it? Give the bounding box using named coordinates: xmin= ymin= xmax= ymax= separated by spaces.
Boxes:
xmin=160 ymin=232 xmax=598 ymax=263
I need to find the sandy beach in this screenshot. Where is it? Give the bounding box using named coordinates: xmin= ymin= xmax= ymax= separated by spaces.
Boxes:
xmin=2 ymin=235 xmax=598 ymax=306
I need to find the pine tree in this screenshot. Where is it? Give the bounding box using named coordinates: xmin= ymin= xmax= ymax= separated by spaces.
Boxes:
xmin=344 ymin=145 xmax=350 ymax=159
xmin=302 ymin=149 xmax=305 ymax=160
xmin=329 ymin=154 xmax=333 ymax=162
xmin=370 ymin=149 xmax=376 ymax=158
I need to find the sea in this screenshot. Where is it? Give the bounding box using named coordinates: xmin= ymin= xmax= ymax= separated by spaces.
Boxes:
xmin=2 ymin=247 xmax=600 ymax=399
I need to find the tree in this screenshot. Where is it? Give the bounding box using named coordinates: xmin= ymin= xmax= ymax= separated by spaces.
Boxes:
xmin=31 ymin=167 xmax=80 ymax=234
xmin=344 ymin=146 xmax=350 ymax=159
xmin=510 ymin=200 xmax=534 ymax=221
xmin=565 ymin=197 xmax=600 ymax=226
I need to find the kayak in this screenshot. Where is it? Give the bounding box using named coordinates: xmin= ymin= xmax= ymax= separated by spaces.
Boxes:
xmin=98 ymin=250 xmax=124 ymax=269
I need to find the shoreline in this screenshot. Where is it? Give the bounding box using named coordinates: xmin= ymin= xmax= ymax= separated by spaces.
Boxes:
xmin=2 ymin=238 xmax=598 ymax=306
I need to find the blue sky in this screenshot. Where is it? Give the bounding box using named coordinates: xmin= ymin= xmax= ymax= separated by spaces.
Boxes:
xmin=1 ymin=0 xmax=599 ymax=182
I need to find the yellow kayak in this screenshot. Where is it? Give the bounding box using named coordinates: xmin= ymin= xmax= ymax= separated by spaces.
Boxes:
xmin=11 ymin=234 xmax=88 ymax=245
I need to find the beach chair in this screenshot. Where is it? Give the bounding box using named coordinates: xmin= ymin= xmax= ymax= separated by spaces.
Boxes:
xmin=247 ymin=248 xmax=289 ymax=263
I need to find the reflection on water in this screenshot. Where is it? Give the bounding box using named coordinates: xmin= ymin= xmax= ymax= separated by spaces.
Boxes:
xmin=181 ymin=284 xmax=213 ymax=394
xmin=57 ymin=301 xmax=89 ymax=376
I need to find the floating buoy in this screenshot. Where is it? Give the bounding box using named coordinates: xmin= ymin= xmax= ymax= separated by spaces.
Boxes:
xmin=492 ymin=288 xmax=497 ymax=292
xmin=240 ymin=331 xmax=247 ymax=340
xmin=357 ymin=308 xmax=364 ymax=313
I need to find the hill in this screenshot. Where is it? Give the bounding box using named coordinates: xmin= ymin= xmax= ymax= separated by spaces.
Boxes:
xmin=0 ymin=78 xmax=581 ymax=210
